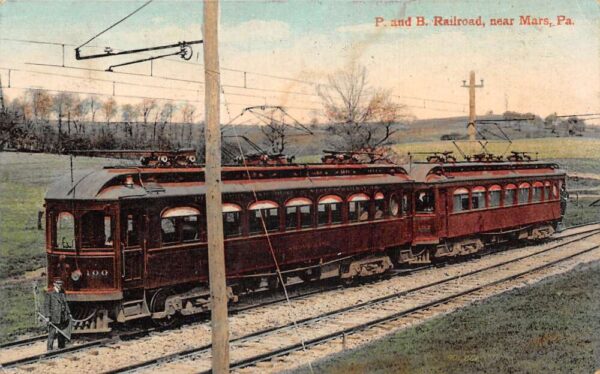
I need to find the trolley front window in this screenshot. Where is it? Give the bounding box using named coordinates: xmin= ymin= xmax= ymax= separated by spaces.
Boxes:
xmin=81 ymin=211 xmax=113 ymax=250
xmin=416 ymin=190 xmax=435 ymax=213
xmin=55 ymin=212 xmax=75 ymax=250
xmin=122 ymin=212 xmax=141 ymax=247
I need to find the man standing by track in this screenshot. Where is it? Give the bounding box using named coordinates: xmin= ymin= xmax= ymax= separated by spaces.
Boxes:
xmin=43 ymin=279 xmax=72 ymax=351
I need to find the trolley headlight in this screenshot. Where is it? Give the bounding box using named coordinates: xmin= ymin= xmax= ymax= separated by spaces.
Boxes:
xmin=71 ymin=269 xmax=82 ymax=282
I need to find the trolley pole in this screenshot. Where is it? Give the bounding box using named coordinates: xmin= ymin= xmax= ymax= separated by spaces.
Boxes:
xmin=203 ymin=0 xmax=229 ymax=372
xmin=461 ymin=71 xmax=484 ymax=141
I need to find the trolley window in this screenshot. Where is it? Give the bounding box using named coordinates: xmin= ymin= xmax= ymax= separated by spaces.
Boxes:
xmin=55 ymin=212 xmax=75 ymax=250
xmin=416 ymin=190 xmax=435 ymax=213
xmin=318 ymin=195 xmax=342 ymax=226
xmin=402 ymin=193 xmax=410 ymax=216
xmin=489 ymin=185 xmax=502 ymax=208
xmin=389 ymin=194 xmax=400 ymax=217
xmin=285 ymin=198 xmax=312 ymax=230
xmin=223 ymin=204 xmax=242 ymax=238
xmin=81 ymin=211 xmax=113 ymax=249
xmin=249 ymin=201 xmax=279 ymax=234
xmin=122 ymin=212 xmax=141 ymax=247
xmin=453 ymin=188 xmax=469 ymax=212
xmin=532 ymin=182 xmax=544 ymax=202
xmin=471 ymin=186 xmax=486 ymax=210
xmin=544 ymin=181 xmax=552 ymax=200
xmin=348 ymin=193 xmax=370 ymax=222
xmin=505 ymin=184 xmax=517 ymax=206
xmin=161 ymin=206 xmax=202 ymax=245
xmin=518 ymin=183 xmax=531 ymax=204
xmin=374 ymin=192 xmax=385 ymax=220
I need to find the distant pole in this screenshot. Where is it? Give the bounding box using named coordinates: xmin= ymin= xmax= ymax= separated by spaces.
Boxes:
xmin=0 ymin=75 xmax=5 ymax=111
xmin=203 ymin=0 xmax=229 ymax=373
xmin=461 ymin=71 xmax=484 ymax=141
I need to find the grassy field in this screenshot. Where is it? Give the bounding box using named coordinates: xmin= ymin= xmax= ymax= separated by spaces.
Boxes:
xmin=293 ymin=260 xmax=600 ymax=374
xmin=392 ymin=137 xmax=600 ymax=161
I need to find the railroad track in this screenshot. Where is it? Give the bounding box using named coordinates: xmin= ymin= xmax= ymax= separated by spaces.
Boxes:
xmin=106 ymin=227 xmax=600 ymax=373
xmin=2 ymin=223 xmax=599 ymax=372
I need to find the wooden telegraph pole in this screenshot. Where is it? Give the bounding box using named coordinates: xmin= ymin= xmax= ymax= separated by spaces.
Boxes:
xmin=461 ymin=71 xmax=484 ymax=141
xmin=203 ymin=0 xmax=229 ymax=372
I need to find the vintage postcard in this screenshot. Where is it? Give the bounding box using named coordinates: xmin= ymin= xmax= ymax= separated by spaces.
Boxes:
xmin=0 ymin=1 xmax=599 ymax=373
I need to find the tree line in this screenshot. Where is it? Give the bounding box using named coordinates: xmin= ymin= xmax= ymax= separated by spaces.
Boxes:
xmin=1 ymin=89 xmax=202 ymax=155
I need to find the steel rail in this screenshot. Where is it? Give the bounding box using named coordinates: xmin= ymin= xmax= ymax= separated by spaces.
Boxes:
xmin=0 ymin=327 xmax=159 ymax=369
xmin=105 ymin=228 xmax=600 ymax=374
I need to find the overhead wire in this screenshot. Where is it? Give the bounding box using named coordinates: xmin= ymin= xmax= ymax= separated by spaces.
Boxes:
xmin=76 ymin=0 xmax=154 ymax=50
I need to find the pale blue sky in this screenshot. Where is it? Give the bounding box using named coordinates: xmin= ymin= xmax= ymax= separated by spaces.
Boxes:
xmin=0 ymin=0 xmax=598 ymax=120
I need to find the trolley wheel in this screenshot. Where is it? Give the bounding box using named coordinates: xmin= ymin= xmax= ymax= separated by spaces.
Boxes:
xmin=149 ymin=288 xmax=180 ymax=328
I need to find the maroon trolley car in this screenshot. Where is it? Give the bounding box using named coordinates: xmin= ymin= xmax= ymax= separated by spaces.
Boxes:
xmin=44 ymin=157 xmax=565 ymax=333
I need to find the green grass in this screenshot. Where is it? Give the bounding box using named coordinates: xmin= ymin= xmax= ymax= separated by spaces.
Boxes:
xmin=392 ymin=137 xmax=600 ymax=161
xmin=0 ymin=283 xmax=45 ymax=342
xmin=294 ymin=261 xmax=600 ymax=374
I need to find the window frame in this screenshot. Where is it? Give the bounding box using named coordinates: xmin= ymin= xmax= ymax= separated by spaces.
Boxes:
xmin=504 ymin=184 xmax=517 ymax=206
xmin=222 ymin=203 xmax=243 ymax=238
xmin=453 ymin=187 xmax=470 ymax=213
xmin=489 ymin=185 xmax=502 ymax=208
xmin=348 ymin=193 xmax=370 ymax=222
xmin=53 ymin=211 xmax=76 ymax=251
xmin=374 ymin=192 xmax=385 ymax=220
xmin=80 ymin=210 xmax=115 ymax=251
xmin=415 ymin=189 xmax=435 ymax=214
xmin=284 ymin=197 xmax=313 ymax=230
xmin=471 ymin=186 xmax=486 ymax=210
xmin=248 ymin=200 xmax=280 ymax=235
xmin=518 ymin=182 xmax=531 ymax=205
xmin=317 ymin=195 xmax=343 ymax=227
xmin=159 ymin=206 xmax=203 ymax=246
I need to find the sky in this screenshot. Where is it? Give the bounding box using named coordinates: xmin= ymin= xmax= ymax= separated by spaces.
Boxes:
xmin=0 ymin=0 xmax=598 ymax=122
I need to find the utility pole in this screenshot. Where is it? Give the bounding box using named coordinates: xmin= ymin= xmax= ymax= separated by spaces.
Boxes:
xmin=461 ymin=71 xmax=484 ymax=141
xmin=0 ymin=75 xmax=5 ymax=111
xmin=203 ymin=1 xmax=229 ymax=373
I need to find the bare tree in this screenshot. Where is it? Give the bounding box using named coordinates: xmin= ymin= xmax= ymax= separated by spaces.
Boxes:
xmin=72 ymin=97 xmax=89 ymax=133
xmin=52 ymin=92 xmax=75 ymax=135
xmin=28 ymin=89 xmax=52 ymax=122
xmin=160 ymin=102 xmax=176 ymax=124
xmin=139 ymin=98 xmax=157 ymax=125
xmin=180 ymin=103 xmax=196 ymax=124
xmin=8 ymin=97 xmax=32 ymax=122
xmin=261 ymin=120 xmax=287 ymax=154
xmin=318 ymin=64 xmax=410 ymax=151
xmin=121 ymin=103 xmax=140 ymax=123
xmin=102 ymin=97 xmax=118 ymax=126
xmin=82 ymin=95 xmax=101 ymax=124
